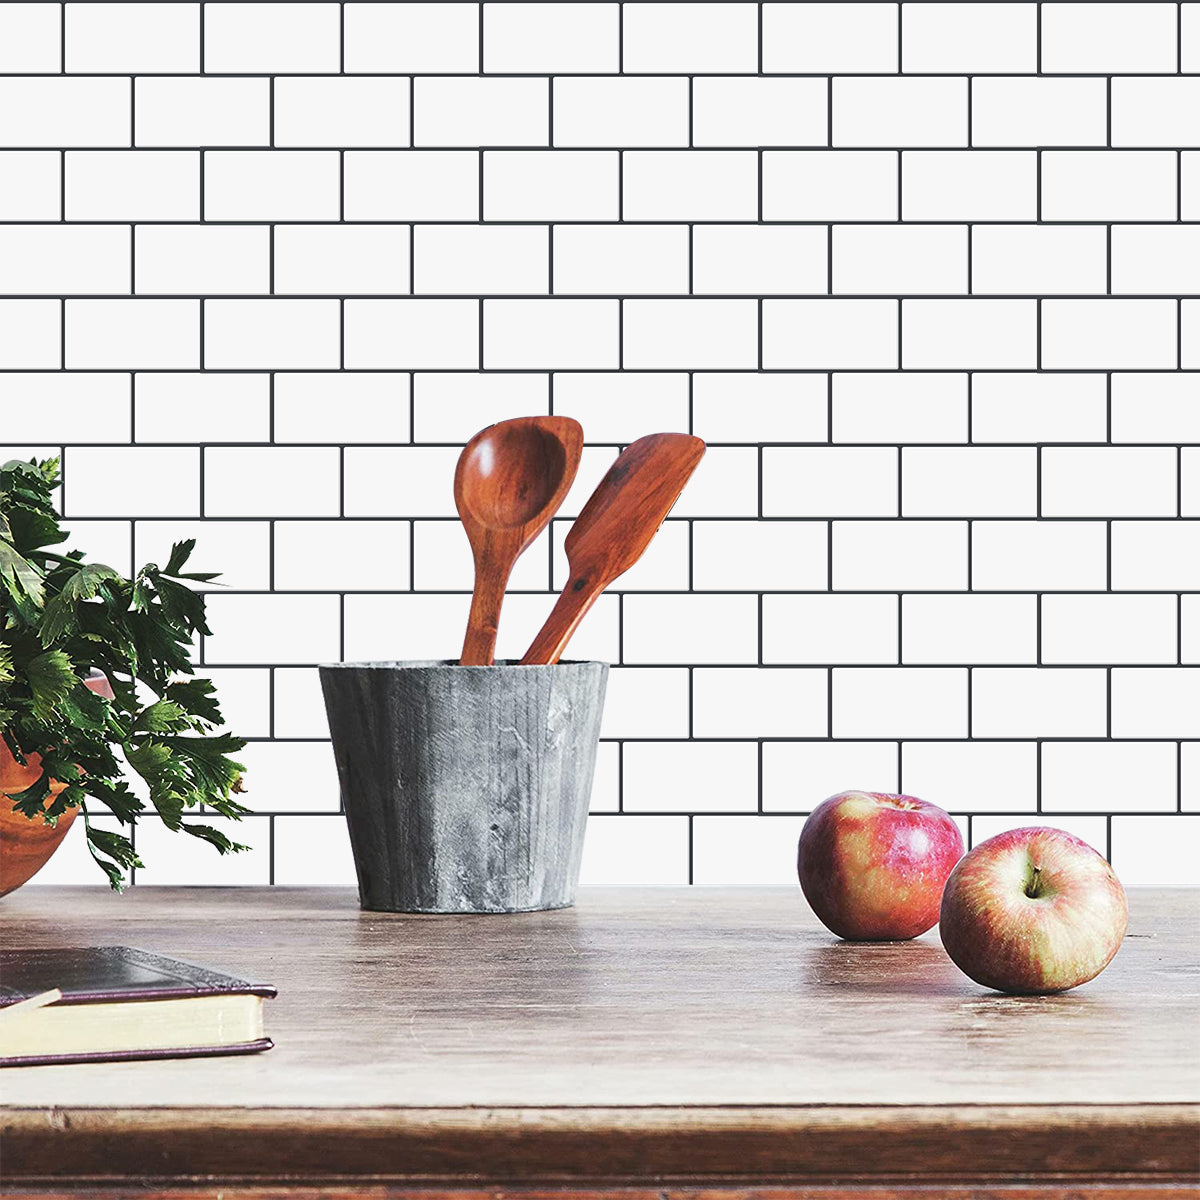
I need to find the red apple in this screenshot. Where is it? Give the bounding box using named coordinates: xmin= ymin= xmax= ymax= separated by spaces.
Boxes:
xmin=797 ymin=790 xmax=965 ymax=940
xmin=939 ymin=826 xmax=1128 ymax=994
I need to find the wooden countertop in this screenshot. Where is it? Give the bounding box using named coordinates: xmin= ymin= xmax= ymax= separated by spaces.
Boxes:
xmin=2 ymin=886 xmax=1198 ymax=1194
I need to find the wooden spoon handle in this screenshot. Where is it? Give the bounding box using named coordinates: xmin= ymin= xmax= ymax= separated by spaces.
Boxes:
xmin=519 ymin=576 xmax=605 ymax=666
xmin=460 ymin=569 xmax=509 ymax=666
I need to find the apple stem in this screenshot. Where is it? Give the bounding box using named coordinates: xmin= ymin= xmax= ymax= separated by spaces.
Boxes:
xmin=1025 ymin=866 xmax=1042 ymax=899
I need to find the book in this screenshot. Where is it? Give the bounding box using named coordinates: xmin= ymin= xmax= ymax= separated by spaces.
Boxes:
xmin=0 ymin=946 xmax=275 ymax=1068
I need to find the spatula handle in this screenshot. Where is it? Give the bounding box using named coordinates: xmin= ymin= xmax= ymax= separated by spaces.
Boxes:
xmin=520 ymin=576 xmax=604 ymax=665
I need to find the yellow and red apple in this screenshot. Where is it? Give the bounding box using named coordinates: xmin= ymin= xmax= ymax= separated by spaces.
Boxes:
xmin=939 ymin=827 xmax=1128 ymax=994
xmin=797 ymin=790 xmax=965 ymax=940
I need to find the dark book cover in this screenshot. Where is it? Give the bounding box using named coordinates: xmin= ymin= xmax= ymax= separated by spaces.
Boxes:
xmin=0 ymin=946 xmax=275 ymax=1067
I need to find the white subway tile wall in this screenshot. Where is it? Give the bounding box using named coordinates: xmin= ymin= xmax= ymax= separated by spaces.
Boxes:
xmin=5 ymin=0 xmax=1197 ymax=889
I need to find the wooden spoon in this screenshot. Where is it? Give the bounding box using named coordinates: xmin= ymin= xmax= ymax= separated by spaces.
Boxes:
xmin=455 ymin=416 xmax=583 ymax=666
xmin=521 ymin=433 xmax=706 ymax=666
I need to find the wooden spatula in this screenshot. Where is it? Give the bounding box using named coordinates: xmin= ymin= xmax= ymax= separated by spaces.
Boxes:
xmin=520 ymin=433 xmax=706 ymax=665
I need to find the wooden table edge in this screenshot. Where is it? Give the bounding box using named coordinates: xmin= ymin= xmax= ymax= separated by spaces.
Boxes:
xmin=3 ymin=1103 xmax=1198 ymax=1186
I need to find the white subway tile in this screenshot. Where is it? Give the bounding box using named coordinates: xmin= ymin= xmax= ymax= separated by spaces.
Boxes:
xmin=343 ymin=446 xmax=460 ymax=517
xmin=763 ymin=299 xmax=898 ymax=369
xmin=1111 ymin=226 xmax=1200 ymax=295
xmin=833 ymin=520 xmax=968 ymax=592
xmin=345 ymin=299 xmax=478 ymax=370
xmin=415 ymin=78 xmax=548 ymax=149
xmin=601 ymin=667 xmax=690 ymax=738
xmin=0 ymin=3 xmax=60 ymax=72
xmin=902 ymin=151 xmax=1036 ymax=221
xmin=551 ymin=372 xmax=687 ymax=443
xmin=903 ymin=300 xmax=1037 ymax=370
xmin=66 ymin=2 xmax=199 ymax=72
xmin=694 ymin=225 xmax=827 ymax=296
xmin=1042 ymin=594 xmax=1178 ymax=665
xmin=1111 ymin=817 xmax=1200 ymax=886
xmin=275 ymin=77 xmax=411 ymax=149
xmin=133 ymin=817 xmax=270 ymax=885
xmin=623 ymin=151 xmax=758 ymax=222
xmin=1112 ymin=669 xmax=1200 ymax=738
xmin=763 ymin=3 xmax=897 ymax=73
xmin=66 ymin=151 xmax=198 ymax=221
xmin=1111 ymin=78 xmax=1200 ymax=149
xmin=273 ymin=667 xmax=330 ymax=739
xmin=345 ymin=151 xmax=478 ymax=222
xmin=972 ymin=374 xmax=1108 ymax=444
xmin=692 ymin=816 xmax=808 ymax=886
xmin=1186 ymin=742 xmax=1200 ymax=811
xmin=485 ymin=150 xmax=618 ymax=221
xmin=134 ymin=519 xmax=270 ymax=591
xmin=496 ymin=593 xmax=619 ymax=665
xmin=833 ymin=225 xmax=967 ymax=295
xmin=415 ymin=224 xmax=546 ymax=296
xmin=902 ymin=3 xmax=1036 ymax=73
xmin=692 ymin=520 xmax=829 ymax=592
xmin=485 ymin=299 xmax=618 ymax=369
xmin=902 ymin=741 xmax=1038 ymax=813
xmin=972 ymin=226 xmax=1107 ymax=296
xmin=1186 ymin=302 xmax=1200 ymax=370
xmin=0 ymin=300 xmax=59 ymax=367
xmin=763 ymin=151 xmax=898 ymax=221
xmin=204 ymin=2 xmax=340 ymax=73
xmin=1042 ymin=447 xmax=1178 ymax=518
xmin=692 ymin=373 xmax=829 ymax=444
xmin=693 ymin=77 xmax=827 ymax=149
xmin=275 ymin=225 xmax=410 ymax=296
xmin=486 ymin=3 xmax=619 ymax=73
xmin=1185 ymin=449 xmax=1200 ymax=519
xmin=762 ymin=741 xmax=899 ymax=812
xmin=275 ymin=521 xmax=410 ymax=591
xmin=0 ymin=374 xmax=130 ymax=443
xmin=205 ymin=299 xmax=340 ymax=371
xmin=623 ymin=299 xmax=758 ymax=370
xmin=833 ymin=373 xmax=967 ymax=444
xmin=342 ymin=593 xmax=469 ymax=661
xmin=0 ymin=225 xmax=129 ymax=295
xmin=623 ymin=742 xmax=759 ymax=813
xmin=205 ymin=594 xmax=341 ymax=665
xmin=344 ymin=3 xmax=478 ymax=73
xmin=1042 ymin=300 xmax=1178 ymax=371
xmin=623 ymin=594 xmax=758 ymax=665
xmin=204 ymin=447 xmax=340 ymax=518
xmin=205 ymin=151 xmax=340 ymax=222
xmin=833 ymin=668 xmax=969 ymax=739
xmin=903 ymin=447 xmax=1037 ymax=518
xmin=1112 ymin=374 xmax=1200 ymax=444
xmin=1043 ymin=742 xmax=1178 ymax=813
xmin=0 ymin=78 xmax=129 ymax=147
xmin=414 ymin=372 xmax=548 ymax=442
xmin=66 ymin=299 xmax=198 ymax=369
xmin=622 ymin=2 xmax=758 ymax=73
xmin=668 ymin=447 xmax=760 ymax=517
xmin=1185 ymin=3 xmax=1200 ymax=72
xmin=553 ymin=78 xmax=688 ymax=149
xmin=134 ymin=78 xmax=269 ymax=149
xmin=0 ymin=152 xmax=61 ymax=220
xmin=971 ymin=78 xmax=1108 ymax=149
xmin=1041 ymin=2 xmax=1177 ymax=73
xmin=134 ymin=225 xmax=269 ymax=296
xmin=134 ymin=374 xmax=270 ymax=444
xmin=273 ymin=372 xmax=410 ymax=444
xmin=63 ymin=447 xmax=199 ymax=518
xmin=973 ymin=668 xmax=1108 ymax=738
xmin=971 ymin=814 xmax=1107 ymax=858
xmin=190 ymin=668 xmax=271 ymax=738
xmin=834 ymin=79 xmax=967 ymax=149
xmin=1041 ymin=152 xmax=1177 ymax=221
xmin=971 ymin=521 xmax=1109 ymax=592
xmin=553 ymin=225 xmax=688 ymax=295
xmin=763 ymin=594 xmax=898 ymax=665
xmin=763 ymin=446 xmax=897 ymax=518
xmin=579 ymin=815 xmax=689 ymax=886
xmin=274 ymin=816 xmax=357 ymax=885
xmin=902 ymin=594 xmax=1037 ymax=665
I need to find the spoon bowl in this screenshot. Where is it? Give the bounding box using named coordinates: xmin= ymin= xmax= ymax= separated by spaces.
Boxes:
xmin=454 ymin=416 xmax=583 ymax=666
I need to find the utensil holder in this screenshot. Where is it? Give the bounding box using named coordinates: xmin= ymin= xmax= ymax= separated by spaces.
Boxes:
xmin=319 ymin=660 xmax=609 ymax=914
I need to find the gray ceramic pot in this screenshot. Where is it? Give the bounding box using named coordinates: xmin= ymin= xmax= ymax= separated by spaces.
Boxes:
xmin=319 ymin=660 xmax=608 ymax=914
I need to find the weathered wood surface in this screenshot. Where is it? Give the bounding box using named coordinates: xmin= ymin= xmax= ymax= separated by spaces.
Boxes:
xmin=319 ymin=661 xmax=607 ymax=912
xmin=0 ymin=887 xmax=1197 ymax=1188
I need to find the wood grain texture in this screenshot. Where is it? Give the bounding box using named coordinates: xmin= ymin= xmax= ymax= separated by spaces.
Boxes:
xmin=0 ymin=887 xmax=1196 ymax=1187
xmin=318 ymin=661 xmax=607 ymax=912
xmin=5 ymin=1190 xmax=1199 ymax=1200
xmin=454 ymin=416 xmax=583 ymax=667
xmin=521 ymin=433 xmax=705 ymax=665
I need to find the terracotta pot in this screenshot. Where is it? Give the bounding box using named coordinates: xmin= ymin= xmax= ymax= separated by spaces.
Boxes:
xmin=0 ymin=670 xmax=114 ymax=896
